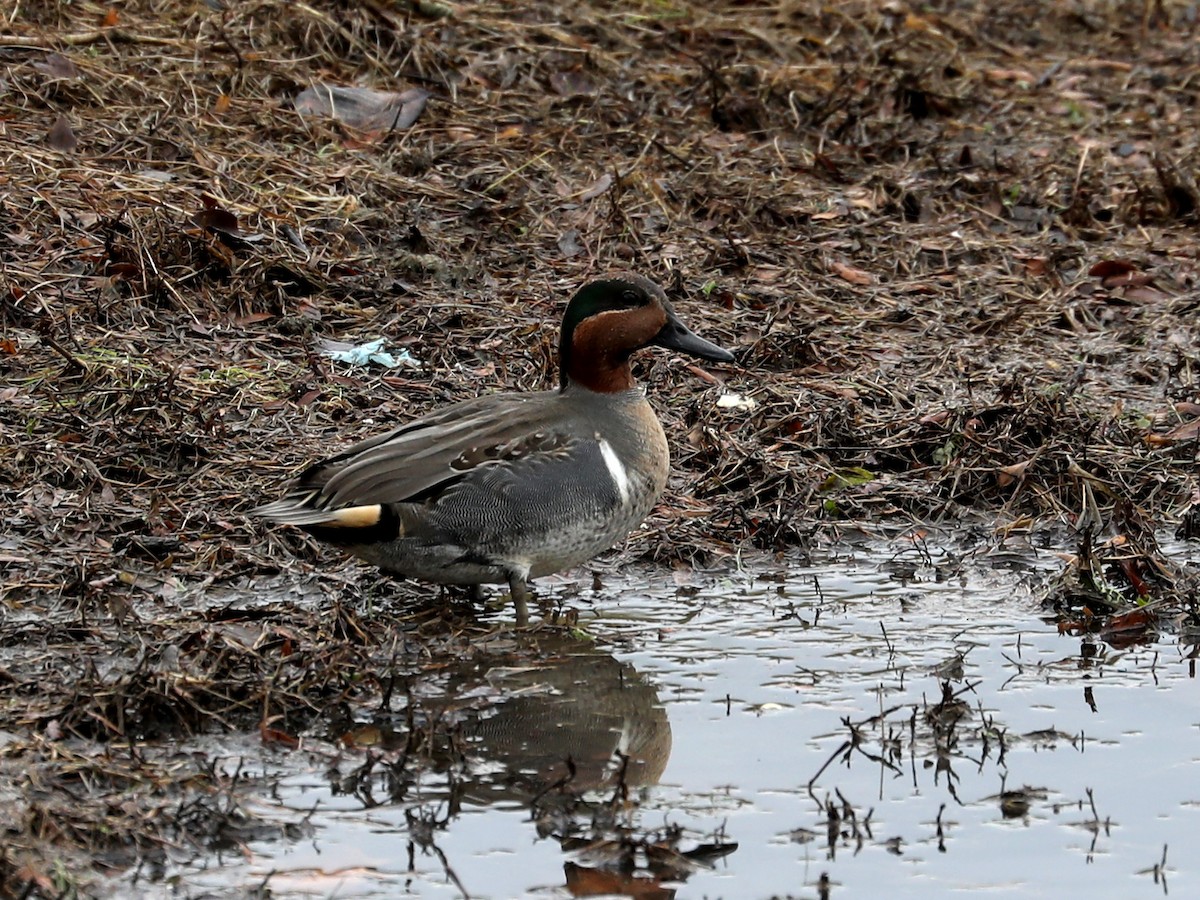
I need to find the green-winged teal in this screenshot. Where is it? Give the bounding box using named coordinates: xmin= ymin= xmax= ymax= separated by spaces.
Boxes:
xmin=253 ymin=273 xmax=734 ymax=624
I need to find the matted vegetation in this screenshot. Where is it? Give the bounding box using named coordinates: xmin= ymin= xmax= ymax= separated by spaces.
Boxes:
xmin=1 ymin=0 xmax=1198 ymax=893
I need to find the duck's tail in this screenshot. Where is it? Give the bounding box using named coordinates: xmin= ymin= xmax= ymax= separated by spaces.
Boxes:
xmin=251 ymin=493 xmax=384 ymax=529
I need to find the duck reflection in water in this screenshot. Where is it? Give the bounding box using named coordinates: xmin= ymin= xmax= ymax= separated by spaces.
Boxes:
xmin=330 ymin=633 xmax=735 ymax=897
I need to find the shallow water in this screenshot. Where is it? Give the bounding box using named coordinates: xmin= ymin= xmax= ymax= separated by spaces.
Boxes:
xmin=159 ymin=546 xmax=1195 ymax=899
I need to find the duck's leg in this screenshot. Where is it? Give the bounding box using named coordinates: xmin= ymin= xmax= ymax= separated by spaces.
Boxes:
xmin=507 ymin=574 xmax=530 ymax=627
xmin=467 ymin=584 xmax=485 ymax=604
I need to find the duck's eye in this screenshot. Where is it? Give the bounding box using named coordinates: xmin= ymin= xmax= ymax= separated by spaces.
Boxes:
xmin=621 ymin=290 xmax=640 ymax=306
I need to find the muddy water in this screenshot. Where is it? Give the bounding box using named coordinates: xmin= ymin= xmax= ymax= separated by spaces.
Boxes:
xmin=167 ymin=547 xmax=1195 ymax=898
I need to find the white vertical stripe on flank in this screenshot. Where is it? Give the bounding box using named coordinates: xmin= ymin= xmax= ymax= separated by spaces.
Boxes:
xmin=598 ymin=438 xmax=631 ymax=504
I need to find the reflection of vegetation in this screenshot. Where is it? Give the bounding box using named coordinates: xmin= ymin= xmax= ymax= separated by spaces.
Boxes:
xmin=797 ymin=635 xmax=1132 ymax=870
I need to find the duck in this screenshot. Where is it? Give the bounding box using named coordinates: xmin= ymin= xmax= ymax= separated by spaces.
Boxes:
xmin=252 ymin=273 xmax=735 ymax=625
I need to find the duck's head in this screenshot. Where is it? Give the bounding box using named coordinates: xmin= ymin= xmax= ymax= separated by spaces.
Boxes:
xmin=558 ymin=273 xmax=735 ymax=392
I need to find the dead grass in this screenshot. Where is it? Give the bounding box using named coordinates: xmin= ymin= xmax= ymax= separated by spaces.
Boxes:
xmin=1 ymin=0 xmax=1199 ymax=893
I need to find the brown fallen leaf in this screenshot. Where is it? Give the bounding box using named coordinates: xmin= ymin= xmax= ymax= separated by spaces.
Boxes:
xmin=830 ymin=260 xmax=874 ymax=285
xmin=1100 ymin=608 xmax=1157 ymax=647
xmin=1088 ymin=258 xmax=1137 ymax=279
xmin=1113 ymin=555 xmax=1151 ymax=598
xmin=35 ymin=52 xmax=80 ymax=79
xmin=1146 ymin=417 xmax=1200 ymax=446
xmin=1019 ymin=256 xmax=1048 ymax=276
xmin=1121 ymin=285 xmax=1168 ymax=303
xmin=997 ymin=459 xmax=1033 ymax=487
xmin=192 ymin=196 xmax=239 ymax=235
xmin=564 ymin=863 xmax=672 ymax=900
xmin=191 ymin=194 xmax=265 ymax=242
xmin=233 ymin=312 xmax=273 ymax=325
xmin=260 ymin=723 xmax=299 ymax=748
xmin=1101 ymin=270 xmax=1153 ymax=289
xmin=47 ymin=113 xmax=77 ymax=152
